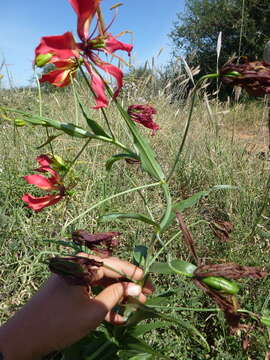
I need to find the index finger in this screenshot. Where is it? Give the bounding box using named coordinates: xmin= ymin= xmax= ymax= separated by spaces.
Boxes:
xmin=77 ymin=253 xmax=144 ymax=281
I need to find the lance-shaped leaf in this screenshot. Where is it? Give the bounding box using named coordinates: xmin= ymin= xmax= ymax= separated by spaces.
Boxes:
xmin=168 ymin=259 xmax=197 ymax=277
xmin=124 ymin=298 xmax=209 ymax=351
xmin=149 ymin=262 xmax=175 ymax=275
xmin=77 ymin=97 xmax=110 ymax=137
xmin=130 ymin=320 xmax=172 ymax=337
xmin=133 ymin=245 xmax=148 ymax=267
xmin=114 ymin=103 xmax=165 ymax=180
xmin=106 ymin=153 xmax=140 ymax=171
xmin=99 ymin=212 xmax=160 ymax=229
xmin=162 ymin=185 xmax=238 ymax=231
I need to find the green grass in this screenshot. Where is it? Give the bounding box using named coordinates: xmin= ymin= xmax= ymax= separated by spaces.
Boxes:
xmin=1 ymin=83 xmax=270 ymax=359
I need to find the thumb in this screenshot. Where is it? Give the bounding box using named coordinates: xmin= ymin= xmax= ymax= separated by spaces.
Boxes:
xmin=95 ymin=282 xmax=142 ymax=311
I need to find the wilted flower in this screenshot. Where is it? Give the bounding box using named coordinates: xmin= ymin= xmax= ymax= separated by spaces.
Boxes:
xmin=127 ymin=104 xmax=160 ymax=135
xmin=220 ymin=59 xmax=270 ymax=96
xmin=35 ymin=0 xmax=132 ymax=108
xmin=22 ymin=154 xmax=66 ymax=212
xmin=49 ymin=255 xmax=103 ymax=287
xmin=72 ymin=230 xmax=121 ymax=257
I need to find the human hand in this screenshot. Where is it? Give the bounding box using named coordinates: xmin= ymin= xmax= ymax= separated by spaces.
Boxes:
xmin=0 ymin=254 xmax=153 ymax=360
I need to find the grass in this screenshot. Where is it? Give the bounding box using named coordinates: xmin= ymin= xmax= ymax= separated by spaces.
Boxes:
xmin=1 ymin=80 xmax=270 ymax=359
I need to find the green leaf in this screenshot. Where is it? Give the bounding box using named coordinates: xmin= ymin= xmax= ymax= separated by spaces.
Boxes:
xmin=133 ymin=245 xmax=148 ymax=267
xmin=125 ymin=299 xmax=209 ymax=351
xmin=168 ymin=259 xmax=197 ymax=277
xmin=119 ymin=107 xmax=165 ymax=180
xmin=105 ymin=153 xmax=140 ymax=172
xmin=123 ymin=336 xmax=155 ymax=355
xmin=149 ymin=262 xmax=175 ymax=274
xmin=118 ymin=350 xmax=154 ymax=360
xmin=130 ymin=321 xmax=172 ymax=337
xmin=174 ymin=190 xmax=210 ymax=213
xmin=77 ymin=99 xmax=110 ymax=138
xmin=99 ymin=213 xmax=159 ymax=228
xmin=261 ymin=316 xmax=270 ymax=327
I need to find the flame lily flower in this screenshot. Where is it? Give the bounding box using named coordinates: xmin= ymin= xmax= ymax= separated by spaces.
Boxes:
xmin=39 ymin=59 xmax=79 ymax=87
xmin=35 ymin=0 xmax=133 ymax=108
xmin=220 ymin=59 xmax=270 ymax=96
xmin=22 ymin=155 xmax=66 ymax=212
xmin=72 ymin=230 xmax=121 ymax=257
xmin=128 ymin=104 xmax=160 ymax=135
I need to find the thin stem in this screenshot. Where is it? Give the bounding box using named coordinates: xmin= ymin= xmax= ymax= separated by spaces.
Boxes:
xmin=35 ymin=72 xmax=54 ymax=155
xmin=85 ymin=340 xmax=112 ymax=360
xmin=166 ymin=74 xmax=219 ymax=182
xmin=70 ymin=75 xmax=79 ymax=126
xmin=79 ymin=61 xmax=115 ymax=139
xmin=120 ymin=165 xmax=155 ymax=221
xmin=247 ymin=171 xmax=270 ymax=239
xmin=62 ymin=138 xmax=92 ymax=181
xmin=147 ymin=305 xmax=220 ymax=312
xmin=160 ymin=183 xmax=172 ymax=232
xmin=62 ymin=182 xmax=161 ymax=233
xmin=144 ymin=231 xmax=181 ymax=274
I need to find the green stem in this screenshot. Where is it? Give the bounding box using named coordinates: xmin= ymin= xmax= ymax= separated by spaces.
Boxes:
xmin=70 ymin=75 xmax=79 ymax=126
xmin=159 ymin=182 xmax=172 ymax=232
xmin=166 ymin=73 xmax=219 ymax=182
xmin=62 ymin=138 xmax=92 ymax=180
xmin=85 ymin=340 xmax=112 ymax=360
xmin=247 ymin=171 xmax=270 ymax=239
xmin=62 ymin=182 xmax=161 ymax=233
xmin=144 ymin=231 xmax=181 ymax=274
xmin=35 ymin=72 xmax=54 ymax=155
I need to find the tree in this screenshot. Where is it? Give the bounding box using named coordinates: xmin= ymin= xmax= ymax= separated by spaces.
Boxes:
xmin=169 ymin=0 xmax=270 ymax=77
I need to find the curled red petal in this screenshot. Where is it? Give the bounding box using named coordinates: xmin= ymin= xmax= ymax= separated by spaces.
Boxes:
xmin=105 ymin=34 xmax=133 ymax=56
xmin=93 ymin=57 xmax=123 ymax=98
xmin=84 ymin=60 xmax=108 ymax=108
xmin=35 ymin=32 xmax=79 ymax=62
xmin=39 ymin=68 xmax=75 ymax=88
xmin=36 ymin=154 xmax=52 ymax=167
xmin=69 ymin=0 xmax=101 ymax=41
xmin=23 ymin=174 xmax=58 ymax=191
xmin=22 ymin=193 xmax=62 ymax=212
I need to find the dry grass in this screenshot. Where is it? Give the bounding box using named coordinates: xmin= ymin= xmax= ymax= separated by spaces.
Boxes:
xmin=1 ymin=81 xmax=270 ymax=358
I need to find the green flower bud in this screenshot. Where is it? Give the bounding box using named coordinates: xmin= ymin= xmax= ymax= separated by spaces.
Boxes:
xmin=35 ymin=53 xmax=53 ymax=68
xmin=14 ymin=118 xmax=26 ymax=127
xmin=201 ymin=276 xmax=240 ymax=295
xmin=52 ymin=154 xmax=69 ymax=171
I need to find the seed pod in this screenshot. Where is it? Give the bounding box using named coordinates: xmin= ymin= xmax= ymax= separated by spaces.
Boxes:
xmin=201 ymin=276 xmax=240 ymax=295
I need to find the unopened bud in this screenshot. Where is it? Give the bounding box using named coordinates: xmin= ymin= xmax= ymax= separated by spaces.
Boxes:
xmin=14 ymin=118 xmax=26 ymax=127
xmin=52 ymin=154 xmax=68 ymax=170
xmin=35 ymin=53 xmax=53 ymax=67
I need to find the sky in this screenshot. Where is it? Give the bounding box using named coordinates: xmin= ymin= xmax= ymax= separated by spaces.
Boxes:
xmin=0 ymin=0 xmax=185 ymax=88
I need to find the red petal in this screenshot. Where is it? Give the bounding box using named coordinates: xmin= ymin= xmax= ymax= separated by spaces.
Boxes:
xmin=84 ymin=60 xmax=108 ymax=108
xmin=39 ymin=68 xmax=74 ymax=88
xmin=69 ymin=0 xmax=101 ymax=40
xmin=105 ymin=34 xmax=133 ymax=56
xmin=36 ymin=154 xmax=52 ymax=167
xmin=23 ymin=174 xmax=58 ymax=190
xmin=22 ymin=194 xmax=62 ymax=212
xmin=35 ymin=32 xmax=79 ymax=62
xmin=96 ymin=60 xmax=123 ymax=98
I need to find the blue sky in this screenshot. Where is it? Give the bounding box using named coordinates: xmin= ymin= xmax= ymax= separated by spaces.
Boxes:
xmin=0 ymin=0 xmax=184 ymax=88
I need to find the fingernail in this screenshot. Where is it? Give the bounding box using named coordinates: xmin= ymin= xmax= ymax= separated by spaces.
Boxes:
xmin=126 ymin=284 xmax=142 ymax=297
